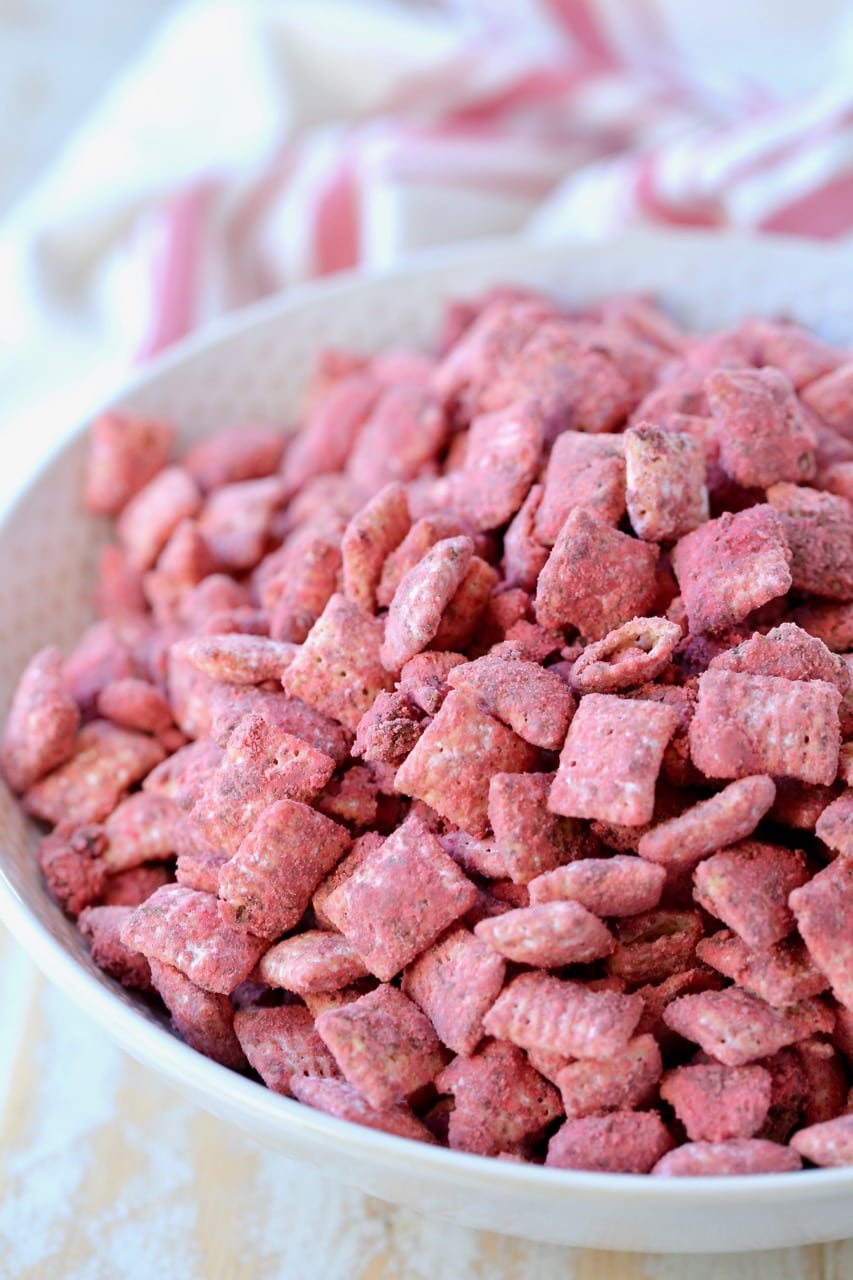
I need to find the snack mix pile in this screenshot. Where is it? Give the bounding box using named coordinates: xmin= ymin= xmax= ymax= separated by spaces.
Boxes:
xmin=6 ymin=286 xmax=853 ymax=1176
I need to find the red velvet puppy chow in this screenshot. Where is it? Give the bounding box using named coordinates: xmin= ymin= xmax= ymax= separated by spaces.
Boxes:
xmin=461 ymin=402 xmax=543 ymax=532
xmin=23 ymin=721 xmax=165 ymax=827
xmin=84 ymin=411 xmax=175 ymax=515
xmin=688 ymin=669 xmax=841 ymax=785
xmin=570 ymin=616 xmax=682 ymax=694
xmin=692 ymin=840 xmax=809 ymax=952
xmin=234 ymin=1005 xmax=340 ymax=1095
xmin=768 ymin=482 xmax=853 ymax=601
xmin=662 ymin=989 xmax=833 ymax=1066
xmin=671 ymin=505 xmax=792 ymax=635
xmin=638 ymin=776 xmax=776 ymax=869
xmin=790 ymin=859 xmax=853 ymax=1010
xmin=78 ymin=904 xmax=153 ymax=991
xmin=402 ymin=925 xmax=506 ymax=1055
xmin=284 ymin=594 xmax=393 ymax=731
xmin=549 ymin=693 xmax=678 ymax=827
xmin=291 ymin=1076 xmax=436 ymax=1144
xmin=380 ymin=536 xmax=474 ymax=671
xmin=1 ymin=646 xmax=80 ymax=792
xmin=535 ymin=508 xmax=658 ymax=640
xmin=652 ymin=1139 xmax=802 ymax=1177
xmin=555 ymin=1034 xmax=661 ymax=1120
xmin=706 ymin=366 xmax=815 ymax=489
xmin=696 ymin=930 xmax=829 ymax=1009
xmin=659 ymin=1063 xmax=772 ymax=1143
xmin=447 ymin=649 xmax=575 ymax=750
xmin=483 ymin=972 xmax=643 ymax=1061
xmin=341 ymin=482 xmax=410 ymax=612
xmin=436 ymin=1039 xmax=562 ymax=1157
xmin=535 ymin=431 xmax=625 ymax=543
xmin=475 ymin=900 xmax=614 ymax=968
xmin=790 ymin=1114 xmax=853 ymax=1167
xmin=394 ymin=690 xmax=539 ymax=838
xmin=322 ymin=815 xmax=478 ymax=980
xmin=487 ymin=771 xmax=578 ymax=885
xmin=149 ymin=958 xmax=247 ymax=1070
xmin=529 ymin=855 xmax=665 ymax=917
xmin=623 ymin=423 xmax=708 ymax=542
xmin=546 ymin=1111 xmax=673 ymax=1174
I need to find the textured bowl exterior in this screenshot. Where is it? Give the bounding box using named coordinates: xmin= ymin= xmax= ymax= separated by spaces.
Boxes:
xmin=3 ymin=230 xmax=853 ymax=1253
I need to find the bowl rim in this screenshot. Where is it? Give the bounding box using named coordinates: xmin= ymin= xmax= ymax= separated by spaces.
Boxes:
xmin=2 ymin=225 xmax=853 ymax=1205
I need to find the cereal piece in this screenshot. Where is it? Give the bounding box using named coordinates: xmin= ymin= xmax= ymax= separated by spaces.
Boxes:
xmin=535 ymin=432 xmax=625 ymax=544
xmin=397 ymin=652 xmax=467 ymax=717
xmin=316 ymin=984 xmax=445 ymax=1109
xmin=148 ymin=958 xmax=248 ymax=1070
xmin=429 ymin=556 xmax=499 ymax=652
xmin=606 ymin=910 xmax=703 ymax=986
xmin=549 ymin=693 xmax=678 ymax=827
xmin=571 ymin=617 xmax=682 ymax=694
xmin=475 ymin=901 xmax=614 ymax=967
xmin=660 ymin=1064 xmax=772 ymax=1142
xmin=742 ymin=317 xmax=842 ymax=388
xmin=662 ymin=989 xmax=833 ymax=1066
xmin=316 ymin=764 xmax=379 ymax=829
xmin=282 ymin=372 xmax=380 ymax=494
xmin=84 ymin=411 xmax=175 ymax=515
xmin=433 ymin=296 xmax=551 ymax=420
xmin=121 ymin=884 xmax=266 ymax=994
xmin=376 ymin=514 xmax=467 ymax=609
xmin=311 ymin=832 xmax=381 ymax=928
xmin=101 ymin=864 xmax=172 ymax=908
xmin=347 ymin=385 xmax=448 ymax=492
xmin=352 ymin=690 xmax=423 ymax=764
xmin=63 ymin=623 xmax=140 ymax=715
xmin=447 ymin=650 xmax=574 ymax=750
xmin=341 ymin=483 xmax=410 ymax=612
xmin=178 ymin=574 xmax=249 ymax=630
xmin=94 ymin=545 xmax=148 ymax=619
xmin=535 ymin=508 xmax=658 ymax=640
xmin=37 ymin=823 xmax=108 ymax=916
xmin=23 ymin=721 xmax=165 ymax=826
xmin=103 ymin=792 xmax=180 ymax=870
xmin=555 ymin=1034 xmax=661 ymax=1120
xmin=172 ymin=634 xmax=296 ymax=685
xmin=634 ymin=968 xmax=723 ymax=1045
xmin=262 ymin=520 xmax=344 ymax=644
xmin=546 ymin=1111 xmax=672 ymax=1174
xmin=207 ymin=684 xmax=351 ymax=763
xmin=529 ymin=855 xmax=666 ymax=916
xmin=815 ymin=792 xmax=853 ymax=857
xmin=767 ymin=483 xmax=853 ymax=600
xmin=322 ymin=816 xmax=477 ymax=980
xmin=697 ymin=931 xmax=829 ymax=1008
xmin=790 ymin=859 xmax=853 ymax=1009
xmin=78 ymin=904 xmax=153 ymax=990
xmin=176 ymin=847 xmax=228 ymax=894
xmin=798 ymin=1037 xmax=847 ymax=1125
xmin=461 ymin=403 xmax=543 ymax=531
xmin=394 ymin=690 xmax=539 ymax=838
xmin=688 ymin=669 xmax=841 ymax=785
xmin=706 ymin=367 xmax=815 ymax=488
xmin=623 ymin=423 xmax=707 ymax=542
xmin=302 ymin=982 xmax=376 ymax=1018
xmin=487 ymin=772 xmax=578 ymax=885
xmin=259 ymin=930 xmax=369 ymax=993
xmin=143 ymin=737 xmax=222 ymax=809
xmin=143 ymin=521 xmax=218 ymax=622
xmin=235 ymin=1005 xmax=340 ymax=1096
xmin=198 ymin=476 xmax=282 ymax=571
xmin=638 ymin=776 xmax=775 ymax=869
xmin=801 ymin=359 xmax=853 ymax=436
xmin=790 ymin=1114 xmax=853 ymax=1167
xmin=671 ymin=505 xmax=792 ymax=635
xmin=652 ymin=1139 xmax=802 ymax=1177
xmin=167 ymin=648 xmax=220 ymax=739
xmin=115 ymin=466 xmax=201 ymax=570
xmin=218 ymin=799 xmax=349 ymax=938
xmin=709 ymin=622 xmax=850 ymax=694
xmin=402 ymin=925 xmax=506 ymax=1055
xmin=291 ymin=1076 xmax=436 ymax=1144
xmin=1 ymin=646 xmax=80 ymax=792
xmin=284 ymin=594 xmax=393 ymax=732
xmin=97 ymin=677 xmax=175 ymax=738
xmin=693 ymin=841 xmax=808 ymax=951
xmin=380 ymin=536 xmax=473 ymax=671
xmin=483 ymin=971 xmax=642 ymax=1061
xmin=183 ymin=424 xmax=285 ymax=491
xmin=436 ymin=1040 xmax=562 ymax=1157
xmin=793 ymin=600 xmax=853 ymax=652
xmin=502 ymin=484 xmax=549 ymax=592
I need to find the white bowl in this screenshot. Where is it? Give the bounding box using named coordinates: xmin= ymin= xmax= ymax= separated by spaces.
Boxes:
xmin=3 ymin=229 xmax=853 ymax=1255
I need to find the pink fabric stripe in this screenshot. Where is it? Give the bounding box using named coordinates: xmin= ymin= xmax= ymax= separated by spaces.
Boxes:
xmin=137 ymin=181 xmax=213 ymax=360
xmin=633 ymin=153 xmax=722 ymax=227
xmin=544 ymin=0 xmax=618 ymax=70
xmin=313 ymin=159 xmax=360 ymax=276
xmin=760 ymin=168 xmax=853 ymax=238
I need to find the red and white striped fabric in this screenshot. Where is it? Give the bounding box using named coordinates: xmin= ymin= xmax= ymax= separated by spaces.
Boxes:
xmin=1 ymin=0 xmax=852 ymax=427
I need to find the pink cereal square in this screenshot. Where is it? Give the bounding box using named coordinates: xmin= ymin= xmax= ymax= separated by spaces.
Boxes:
xmin=284 ymin=593 xmax=393 ymax=732
xmin=22 ymin=721 xmax=165 ymax=827
xmin=790 ymin=859 xmax=853 ymax=1009
xmin=802 ymin=358 xmax=853 ymax=435
xmin=767 ymin=483 xmax=853 ymax=601
xmin=291 ymin=1075 xmax=437 ymax=1143
xmin=121 ymin=884 xmax=267 ymax=994
xmin=398 ymin=651 xmax=467 ymax=716
xmin=312 ymin=832 xmax=383 ymax=928
xmin=429 ymin=555 xmax=499 ymax=652
xmin=482 ymin=971 xmax=643 ymax=1061
xmin=380 ymin=537 xmax=474 ymax=671
xmin=502 ymin=483 xmax=549 ymax=592
xmin=322 ymin=816 xmax=477 ymax=980
xmin=97 ymin=676 xmax=175 ymax=738
xmin=638 ymin=776 xmax=777 ymax=870
xmin=662 ymin=989 xmax=834 ymax=1065
xmin=62 ymin=620 xmax=138 ymax=715
xmin=693 ymin=840 xmax=808 ymax=951
xmin=548 ymin=693 xmax=678 ymax=827
xmin=376 ymin=514 xmax=467 ymax=609
xmin=815 ymin=792 xmax=853 ymax=857
xmin=671 ymin=504 xmax=792 ymax=635
xmin=534 ymin=508 xmax=658 ymax=641
xmin=1 ymin=646 xmax=80 ymax=793
xmin=316 ymin=984 xmax=445 ymax=1109
xmin=149 ymin=958 xmax=248 ymax=1070
xmin=688 ymin=669 xmax=841 ymax=785
xmin=347 ymin=384 xmax=448 ymax=492
xmin=191 ymin=713 xmax=336 ymax=853
xmin=172 ymin=634 xmax=296 ymax=686
xmin=316 ymin=764 xmax=380 ymax=829
xmin=341 ymin=482 xmax=410 ymax=612
xmin=258 ymin=930 xmax=369 ymax=993
xmin=659 ymin=1063 xmax=772 ymax=1142
xmin=534 ymin=431 xmax=625 ymax=544
xmin=436 ymin=1040 xmax=562 ymax=1157
xmin=461 ymin=402 xmax=543 ymax=532
xmin=263 ymin=520 xmax=343 ymax=644
xmin=652 ymin=1139 xmax=802 ymax=1177
xmin=176 ymin=847 xmax=229 ymax=895
xmin=206 ymin=684 xmax=351 ymax=763
xmin=116 ymin=466 xmax=201 ymax=570
xmin=555 ymin=1033 xmax=662 ymax=1120
xmin=447 ymin=650 xmax=574 ymax=751
xmin=546 ymin=1111 xmax=673 ymax=1174
xmin=218 ymin=798 xmax=350 ymax=939
xmin=282 ymin=372 xmax=380 ymax=494
xmin=352 ymin=690 xmax=424 ymax=765
xmin=198 ymin=476 xmax=283 ymax=571
xmin=528 ymin=855 xmax=666 ymax=916
xmin=101 ymin=864 xmax=172 ymax=908
xmin=78 ymin=904 xmax=153 ymax=991
xmin=790 ymin=1114 xmax=853 ymax=1167
xmin=623 ymin=422 xmax=708 ymax=543
xmin=474 ymin=901 xmax=614 ymax=967
xmin=394 ymin=690 xmax=539 ymax=838
xmin=487 ymin=771 xmax=578 ymax=885
xmin=183 ymin=424 xmax=285 ymax=492
xmin=84 ymin=412 xmax=175 ymax=516
xmin=401 ymin=925 xmax=506 ymax=1055
xmin=233 ymin=1005 xmax=340 ymax=1095
xmin=696 ymin=930 xmax=829 ymax=1008
xmin=706 ymin=367 xmax=816 ymax=489
xmin=102 ymin=792 xmax=181 ymax=870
